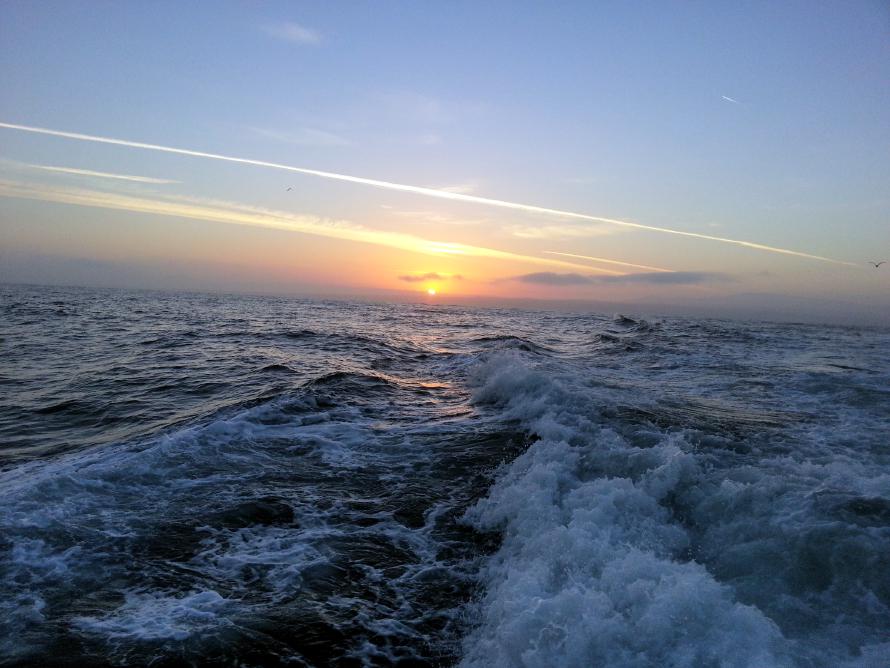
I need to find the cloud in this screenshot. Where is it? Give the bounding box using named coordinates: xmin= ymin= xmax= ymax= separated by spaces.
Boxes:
xmin=398 ymin=272 xmax=463 ymax=283
xmin=387 ymin=208 xmax=489 ymax=226
xmin=249 ymin=126 xmax=350 ymax=147
xmin=511 ymin=271 xmax=731 ymax=286
xmin=263 ymin=22 xmax=321 ymax=45
xmin=0 ymin=179 xmax=608 ymax=273
xmin=514 ymin=272 xmax=598 ymax=285
xmin=379 ymin=92 xmax=452 ymax=124
xmin=0 ymin=121 xmax=854 ymax=266
xmin=29 ymin=164 xmax=178 ymax=184
xmin=543 ymin=251 xmax=671 ymax=272
xmin=600 ymin=271 xmax=732 ymax=285
xmin=378 ymin=92 xmax=487 ymax=125
xmin=507 ymin=223 xmax=615 ymax=240
xmin=431 ymin=182 xmax=478 ymax=195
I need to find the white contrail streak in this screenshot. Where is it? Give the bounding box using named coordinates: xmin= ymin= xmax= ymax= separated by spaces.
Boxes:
xmin=31 ymin=164 xmax=178 ymax=184
xmin=0 ymin=121 xmax=854 ymax=266
xmin=544 ymin=250 xmax=672 ymax=273
xmin=721 ymin=95 xmax=740 ymax=104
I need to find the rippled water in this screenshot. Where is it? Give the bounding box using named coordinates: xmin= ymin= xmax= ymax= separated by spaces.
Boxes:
xmin=1 ymin=284 xmax=889 ymax=667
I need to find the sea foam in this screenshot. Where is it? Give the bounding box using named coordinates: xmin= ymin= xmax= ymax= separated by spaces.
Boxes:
xmin=460 ymin=349 xmax=888 ymax=667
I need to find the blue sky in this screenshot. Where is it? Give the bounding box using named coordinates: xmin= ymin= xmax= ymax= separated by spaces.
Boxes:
xmin=1 ymin=1 xmax=888 ymax=320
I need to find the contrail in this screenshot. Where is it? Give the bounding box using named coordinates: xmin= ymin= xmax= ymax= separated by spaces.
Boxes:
xmin=31 ymin=164 xmax=178 ymax=184
xmin=721 ymin=95 xmax=740 ymax=104
xmin=543 ymin=251 xmax=672 ymax=273
xmin=0 ymin=121 xmax=854 ymax=266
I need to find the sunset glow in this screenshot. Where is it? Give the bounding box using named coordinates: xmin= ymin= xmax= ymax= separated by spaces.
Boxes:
xmin=0 ymin=2 xmax=887 ymax=321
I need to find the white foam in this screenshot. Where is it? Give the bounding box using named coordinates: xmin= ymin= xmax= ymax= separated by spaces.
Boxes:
xmin=75 ymin=590 xmax=232 ymax=642
xmin=192 ymin=525 xmax=328 ymax=599
xmin=0 ymin=377 xmax=486 ymax=660
xmin=460 ymin=351 xmax=793 ymax=666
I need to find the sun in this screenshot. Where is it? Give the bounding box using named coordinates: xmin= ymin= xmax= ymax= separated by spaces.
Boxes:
xmin=427 ymin=288 xmax=437 ymax=296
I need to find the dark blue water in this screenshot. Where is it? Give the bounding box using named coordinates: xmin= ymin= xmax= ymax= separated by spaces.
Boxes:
xmin=1 ymin=284 xmax=889 ymax=667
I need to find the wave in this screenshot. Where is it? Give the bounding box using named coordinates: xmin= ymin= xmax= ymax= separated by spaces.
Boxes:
xmin=612 ymin=314 xmax=658 ymax=332
xmin=4 ymin=286 xmax=889 ymax=666
xmin=0 ymin=363 xmax=511 ymax=665
xmin=470 ymin=335 xmax=554 ymax=355
xmin=458 ymin=350 xmax=890 ymax=667
xmin=258 ymin=363 xmax=296 ymax=374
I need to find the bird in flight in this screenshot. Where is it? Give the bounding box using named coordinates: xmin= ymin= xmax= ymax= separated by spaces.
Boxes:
xmin=868 ymin=261 xmax=886 ymax=268
xmin=286 ymin=187 xmax=292 ymax=191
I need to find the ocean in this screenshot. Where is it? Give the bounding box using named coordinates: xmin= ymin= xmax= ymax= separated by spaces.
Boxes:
xmin=1 ymin=284 xmax=888 ymax=667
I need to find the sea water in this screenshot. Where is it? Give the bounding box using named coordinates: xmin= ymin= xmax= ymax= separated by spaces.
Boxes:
xmin=1 ymin=284 xmax=888 ymax=666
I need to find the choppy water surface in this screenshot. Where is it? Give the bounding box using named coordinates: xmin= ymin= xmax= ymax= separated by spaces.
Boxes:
xmin=1 ymin=284 xmax=889 ymax=667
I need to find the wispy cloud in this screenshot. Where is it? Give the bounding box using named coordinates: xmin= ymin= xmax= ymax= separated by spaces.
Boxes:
xmin=398 ymin=272 xmax=463 ymax=283
xmin=511 ymin=271 xmax=731 ymax=286
xmin=249 ymin=126 xmax=350 ymax=147
xmin=0 ymin=179 xmax=607 ymax=273
xmin=600 ymin=271 xmax=732 ymax=285
xmin=507 ymin=223 xmax=616 ymax=240
xmin=431 ymin=182 xmax=478 ymax=195
xmin=544 ymin=251 xmax=672 ymax=272
xmin=379 ymin=92 xmax=451 ymax=124
xmin=514 ymin=272 xmax=597 ymax=285
xmin=378 ymin=92 xmax=487 ymax=125
xmin=387 ymin=208 xmax=488 ymax=226
xmin=721 ymin=95 xmax=740 ymax=104
xmin=0 ymin=121 xmax=855 ymax=266
xmin=263 ymin=22 xmax=321 ymax=45
xmin=29 ymin=164 xmax=178 ymax=184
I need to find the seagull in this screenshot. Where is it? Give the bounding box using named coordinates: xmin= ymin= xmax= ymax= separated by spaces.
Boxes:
xmin=868 ymin=261 xmax=886 ymax=268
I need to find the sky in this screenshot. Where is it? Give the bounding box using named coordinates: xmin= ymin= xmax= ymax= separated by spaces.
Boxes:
xmin=1 ymin=1 xmax=888 ymax=323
